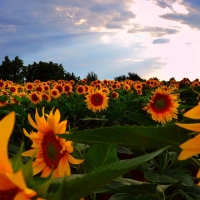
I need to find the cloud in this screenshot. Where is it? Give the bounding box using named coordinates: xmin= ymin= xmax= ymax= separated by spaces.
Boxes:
xmin=127 ymin=25 xmax=179 ymax=37
xmin=152 ymin=38 xmax=170 ymax=44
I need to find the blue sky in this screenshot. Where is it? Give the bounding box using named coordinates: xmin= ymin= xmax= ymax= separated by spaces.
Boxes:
xmin=1 ymin=0 xmax=200 ymax=81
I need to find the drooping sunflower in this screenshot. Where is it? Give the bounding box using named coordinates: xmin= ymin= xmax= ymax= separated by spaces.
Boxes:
xmin=143 ymin=88 xmax=179 ymax=124
xmin=0 ymin=112 xmax=37 ymax=199
xmin=22 ymin=108 xmax=84 ymax=178
xmin=85 ymin=89 xmax=109 ymax=112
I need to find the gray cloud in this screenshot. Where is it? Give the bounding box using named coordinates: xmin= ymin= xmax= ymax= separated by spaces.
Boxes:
xmin=152 ymin=38 xmax=170 ymax=44
xmin=128 ymin=25 xmax=179 ymax=37
xmin=152 ymin=0 xmax=200 ymax=29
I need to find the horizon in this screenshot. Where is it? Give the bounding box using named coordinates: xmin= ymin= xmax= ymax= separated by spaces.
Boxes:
xmin=1 ymin=0 xmax=200 ymax=81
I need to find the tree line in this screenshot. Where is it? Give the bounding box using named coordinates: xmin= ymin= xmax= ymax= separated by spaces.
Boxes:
xmin=0 ymin=56 xmax=144 ymax=83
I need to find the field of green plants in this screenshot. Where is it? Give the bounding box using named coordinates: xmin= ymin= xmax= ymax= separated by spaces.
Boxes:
xmin=1 ymin=77 xmax=200 ymax=200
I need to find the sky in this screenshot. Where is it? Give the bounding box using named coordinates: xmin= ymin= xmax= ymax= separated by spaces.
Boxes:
xmin=1 ymin=0 xmax=200 ymax=81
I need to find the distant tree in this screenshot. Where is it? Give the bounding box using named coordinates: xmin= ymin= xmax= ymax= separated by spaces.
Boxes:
xmin=64 ymin=72 xmax=80 ymax=83
xmin=114 ymin=75 xmax=127 ymax=81
xmin=0 ymin=56 xmax=25 ymax=83
xmin=86 ymin=71 xmax=98 ymax=82
xmin=25 ymin=61 xmax=66 ymax=82
xmin=127 ymin=72 xmax=143 ymax=81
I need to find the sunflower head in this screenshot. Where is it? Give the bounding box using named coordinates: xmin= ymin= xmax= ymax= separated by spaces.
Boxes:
xmin=143 ymin=88 xmax=179 ymax=124
xmin=85 ymin=89 xmax=109 ymax=112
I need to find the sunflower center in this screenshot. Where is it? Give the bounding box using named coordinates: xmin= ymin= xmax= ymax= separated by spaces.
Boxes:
xmin=91 ymin=94 xmax=103 ymax=106
xmin=42 ymin=133 xmax=63 ymax=169
xmin=152 ymin=94 xmax=170 ymax=113
xmin=0 ymin=188 xmax=19 ymax=200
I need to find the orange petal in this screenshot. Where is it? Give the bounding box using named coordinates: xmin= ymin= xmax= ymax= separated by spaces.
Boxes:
xmin=180 ymin=134 xmax=200 ymax=149
xmin=66 ymin=154 xmax=84 ymax=165
xmin=0 ymin=172 xmax=16 ymax=190
xmin=28 ymin=113 xmax=39 ymax=130
xmin=184 ymin=103 xmax=200 ymax=119
xmin=21 ymin=149 xmax=36 ymax=157
xmin=33 ymin=161 xmax=46 ymax=175
xmin=175 ymin=122 xmax=200 ymax=132
xmin=178 ymin=149 xmax=200 ymax=160
xmin=58 ymin=157 xmax=70 ymax=177
xmin=0 ymin=112 xmax=15 ymax=173
xmin=6 ymin=170 xmax=36 ymax=197
xmin=41 ymin=165 xmax=51 ymax=177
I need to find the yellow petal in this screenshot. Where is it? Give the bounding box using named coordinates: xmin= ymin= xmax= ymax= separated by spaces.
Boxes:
xmin=21 ymin=149 xmax=36 ymax=157
xmin=66 ymin=154 xmax=84 ymax=165
xmin=58 ymin=156 xmax=70 ymax=177
xmin=14 ymin=191 xmax=32 ymax=200
xmin=180 ymin=134 xmax=200 ymax=149
xmin=0 ymin=172 xmax=16 ymax=190
xmin=28 ymin=113 xmax=39 ymax=130
xmin=41 ymin=165 xmax=51 ymax=177
xmin=178 ymin=149 xmax=200 ymax=160
xmin=175 ymin=122 xmax=200 ymax=132
xmin=6 ymin=170 xmax=36 ymax=197
xmin=33 ymin=161 xmax=46 ymax=175
xmin=0 ymin=112 xmax=15 ymax=173
xmin=184 ymin=103 xmax=200 ymax=119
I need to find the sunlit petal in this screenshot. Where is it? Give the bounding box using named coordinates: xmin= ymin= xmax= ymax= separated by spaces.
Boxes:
xmin=0 ymin=112 xmax=15 ymax=173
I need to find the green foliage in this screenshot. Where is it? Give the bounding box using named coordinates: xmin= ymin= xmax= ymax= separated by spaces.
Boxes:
xmin=25 ymin=61 xmax=66 ymax=82
xmin=86 ymin=71 xmax=98 ymax=81
xmin=0 ymin=56 xmax=25 ymax=83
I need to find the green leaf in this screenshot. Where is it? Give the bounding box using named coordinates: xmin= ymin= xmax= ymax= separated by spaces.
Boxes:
xmin=0 ymin=95 xmax=8 ymax=101
xmin=12 ymin=103 xmax=26 ymax=116
xmin=33 ymin=172 xmax=53 ymax=199
xmin=10 ymin=144 xmax=24 ymax=172
xmin=96 ymin=178 xmax=158 ymax=195
xmin=144 ymin=170 xmax=193 ymax=186
xmin=109 ymin=193 xmax=138 ymax=200
xmin=192 ymin=86 xmax=200 ymax=95
xmin=58 ymin=124 xmax=190 ymax=152
xmin=47 ymin=146 xmax=169 ymax=200
xmin=126 ymin=111 xmax=157 ymax=126
xmin=83 ymin=144 xmax=118 ymax=173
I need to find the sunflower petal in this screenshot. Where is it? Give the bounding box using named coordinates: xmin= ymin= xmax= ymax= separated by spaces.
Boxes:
xmin=66 ymin=154 xmax=84 ymax=165
xmin=58 ymin=157 xmax=70 ymax=177
xmin=0 ymin=112 xmax=15 ymax=173
xmin=0 ymin=172 xmax=16 ymax=190
xmin=180 ymin=134 xmax=200 ymax=149
xmin=184 ymin=103 xmax=200 ymax=119
xmin=41 ymin=165 xmax=51 ymax=177
xmin=175 ymin=122 xmax=200 ymax=132
xmin=33 ymin=161 xmax=46 ymax=175
xmin=178 ymin=149 xmax=200 ymax=160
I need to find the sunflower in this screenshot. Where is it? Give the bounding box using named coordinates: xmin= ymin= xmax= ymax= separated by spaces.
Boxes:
xmin=29 ymin=92 xmax=41 ymax=104
xmin=63 ymin=83 xmax=73 ymax=94
xmin=22 ymin=108 xmax=84 ymax=178
xmin=0 ymin=79 xmax=5 ymax=89
xmin=50 ymin=88 xmax=61 ymax=99
xmin=112 ymin=91 xmax=119 ymax=99
xmin=85 ymin=89 xmax=109 ymax=112
xmin=76 ymin=85 xmax=86 ymax=94
xmin=143 ymin=88 xmax=179 ymax=124
xmin=0 ymin=112 xmax=38 ymax=199
xmin=25 ymin=83 xmax=34 ymax=91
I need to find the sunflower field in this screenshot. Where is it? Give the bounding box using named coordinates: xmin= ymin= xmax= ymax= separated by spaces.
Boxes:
xmin=1 ymin=77 xmax=200 ymax=200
